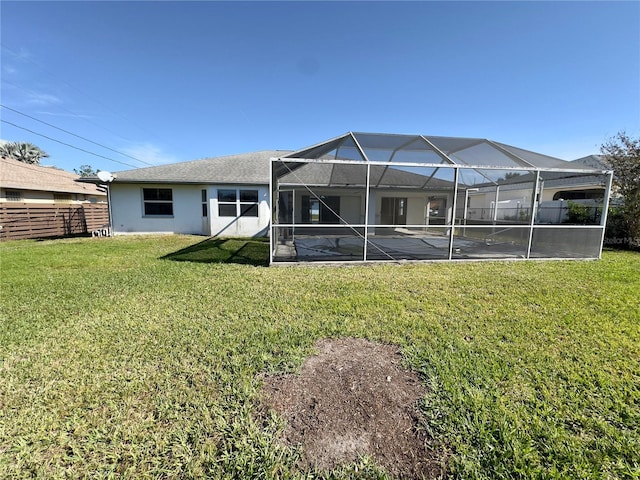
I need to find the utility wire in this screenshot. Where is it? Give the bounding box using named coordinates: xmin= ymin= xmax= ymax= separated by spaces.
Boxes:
xmin=0 ymin=104 xmax=155 ymax=166
xmin=2 ymin=78 xmax=140 ymax=145
xmin=2 ymin=44 xmax=168 ymax=146
xmin=1 ymin=119 xmax=140 ymax=169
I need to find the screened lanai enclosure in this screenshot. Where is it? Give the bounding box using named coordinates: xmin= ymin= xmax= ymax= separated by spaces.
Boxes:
xmin=270 ymin=132 xmax=613 ymax=264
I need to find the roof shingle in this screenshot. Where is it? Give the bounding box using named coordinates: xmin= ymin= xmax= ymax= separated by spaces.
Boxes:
xmin=111 ymin=150 xmax=290 ymax=184
xmin=1 ymin=156 xmax=105 ymax=196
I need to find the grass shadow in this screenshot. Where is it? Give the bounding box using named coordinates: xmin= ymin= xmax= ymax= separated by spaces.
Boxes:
xmin=161 ymin=237 xmax=270 ymax=266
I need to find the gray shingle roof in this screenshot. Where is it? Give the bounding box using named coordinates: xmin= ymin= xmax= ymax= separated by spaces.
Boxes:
xmin=571 ymin=155 xmax=607 ymax=169
xmin=111 ymin=150 xmax=290 ymax=184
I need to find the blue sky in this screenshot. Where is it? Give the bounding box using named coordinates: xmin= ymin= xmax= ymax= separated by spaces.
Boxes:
xmin=1 ymin=1 xmax=639 ymax=174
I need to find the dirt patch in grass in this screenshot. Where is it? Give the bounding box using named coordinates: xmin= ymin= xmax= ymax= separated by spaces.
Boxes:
xmin=260 ymin=338 xmax=445 ymax=479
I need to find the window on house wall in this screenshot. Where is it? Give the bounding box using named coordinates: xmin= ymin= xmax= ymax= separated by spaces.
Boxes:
xmin=201 ymin=189 xmax=208 ymax=217
xmin=217 ymin=189 xmax=259 ymax=217
xmin=217 ymin=189 xmax=237 ymax=216
xmin=143 ymin=188 xmax=173 ymax=216
xmin=552 ymin=190 xmax=604 ymax=201
xmin=239 ymin=189 xmax=259 ymax=217
xmin=53 ymin=193 xmax=73 ymax=203
xmin=5 ymin=190 xmax=22 ymax=202
xmin=301 ymin=195 xmax=340 ymax=223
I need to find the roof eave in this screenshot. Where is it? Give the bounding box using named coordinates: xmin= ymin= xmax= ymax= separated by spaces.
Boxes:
xmin=109 ymin=179 xmax=269 ymax=186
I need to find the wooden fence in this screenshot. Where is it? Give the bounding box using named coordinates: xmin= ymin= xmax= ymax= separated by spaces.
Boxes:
xmin=0 ymin=203 xmax=109 ymax=241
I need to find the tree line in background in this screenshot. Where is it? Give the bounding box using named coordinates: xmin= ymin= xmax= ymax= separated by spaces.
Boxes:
xmin=1 ymin=134 xmax=638 ymax=250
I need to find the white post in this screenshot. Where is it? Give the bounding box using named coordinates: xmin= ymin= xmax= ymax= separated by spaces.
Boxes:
xmin=493 ymin=185 xmax=500 ymax=224
xmin=463 ymin=188 xmax=469 ymax=236
xmin=598 ymin=171 xmax=614 ymax=259
xmin=292 ymin=188 xmax=296 ymax=243
xmin=363 ymin=163 xmax=371 ymax=262
xmin=448 ymin=167 xmax=460 ymax=260
xmin=526 ymin=171 xmax=541 ymax=259
xmin=269 ymin=159 xmax=274 ymax=265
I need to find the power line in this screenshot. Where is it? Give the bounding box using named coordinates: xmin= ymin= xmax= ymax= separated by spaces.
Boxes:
xmin=1 ymin=119 xmax=140 ymax=169
xmin=2 ymin=78 xmax=140 ymax=146
xmin=1 ymin=44 xmax=168 ymax=146
xmin=0 ymin=104 xmax=155 ymax=166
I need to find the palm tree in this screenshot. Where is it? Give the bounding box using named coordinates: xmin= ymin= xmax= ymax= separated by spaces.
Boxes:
xmin=0 ymin=141 xmax=50 ymax=164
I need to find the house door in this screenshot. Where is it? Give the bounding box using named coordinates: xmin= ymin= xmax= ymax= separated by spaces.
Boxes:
xmin=380 ymin=197 xmax=407 ymax=225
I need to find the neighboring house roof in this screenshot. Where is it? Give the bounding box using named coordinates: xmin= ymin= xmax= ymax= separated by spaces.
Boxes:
xmin=105 ymin=150 xmax=290 ymax=184
xmin=490 ymin=142 xmax=571 ymax=169
xmin=0 ymin=156 xmax=105 ymax=196
xmin=571 ymin=155 xmax=607 ymax=169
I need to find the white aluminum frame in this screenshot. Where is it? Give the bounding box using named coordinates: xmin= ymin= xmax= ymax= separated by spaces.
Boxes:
xmin=270 ymin=156 xmax=612 ymax=265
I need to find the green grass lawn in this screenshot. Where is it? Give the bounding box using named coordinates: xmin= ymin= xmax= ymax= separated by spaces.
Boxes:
xmin=1 ymin=235 xmax=638 ymax=479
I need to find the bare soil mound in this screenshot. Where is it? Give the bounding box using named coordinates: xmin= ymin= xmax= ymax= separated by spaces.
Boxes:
xmin=260 ymin=338 xmax=445 ymax=479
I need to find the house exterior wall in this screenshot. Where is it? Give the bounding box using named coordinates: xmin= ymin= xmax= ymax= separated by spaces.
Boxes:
xmin=0 ymin=187 xmax=105 ymax=204
xmin=110 ymin=183 xmax=270 ymax=237
xmin=111 ymin=183 xmax=207 ymax=235
xmin=284 ymin=189 xmax=454 ymax=226
xmin=406 ymin=196 xmax=425 ymax=224
xmin=466 ymin=193 xmax=490 ymax=220
xmin=210 ymin=185 xmax=270 ymax=237
xmin=339 ymin=196 xmax=362 ymax=224
xmin=291 ymin=189 xmax=366 ymax=224
xmin=111 ymin=179 xmax=601 ymax=237
xmin=372 ymin=190 xmax=452 ymax=225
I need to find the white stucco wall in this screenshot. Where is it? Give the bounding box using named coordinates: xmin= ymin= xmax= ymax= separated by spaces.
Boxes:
xmin=291 ymin=189 xmax=365 ymax=224
xmin=373 ymin=191 xmax=452 ymax=225
xmin=110 ymin=183 xmax=270 ymax=237
xmin=338 ymin=196 xmax=362 ymax=223
xmin=406 ymin=197 xmax=426 ymax=224
xmin=111 ymin=183 xmax=208 ymax=235
xmin=210 ymin=186 xmax=270 ymax=237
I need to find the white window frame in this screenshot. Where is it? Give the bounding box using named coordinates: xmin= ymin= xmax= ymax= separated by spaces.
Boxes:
xmin=217 ymin=188 xmax=259 ymax=217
